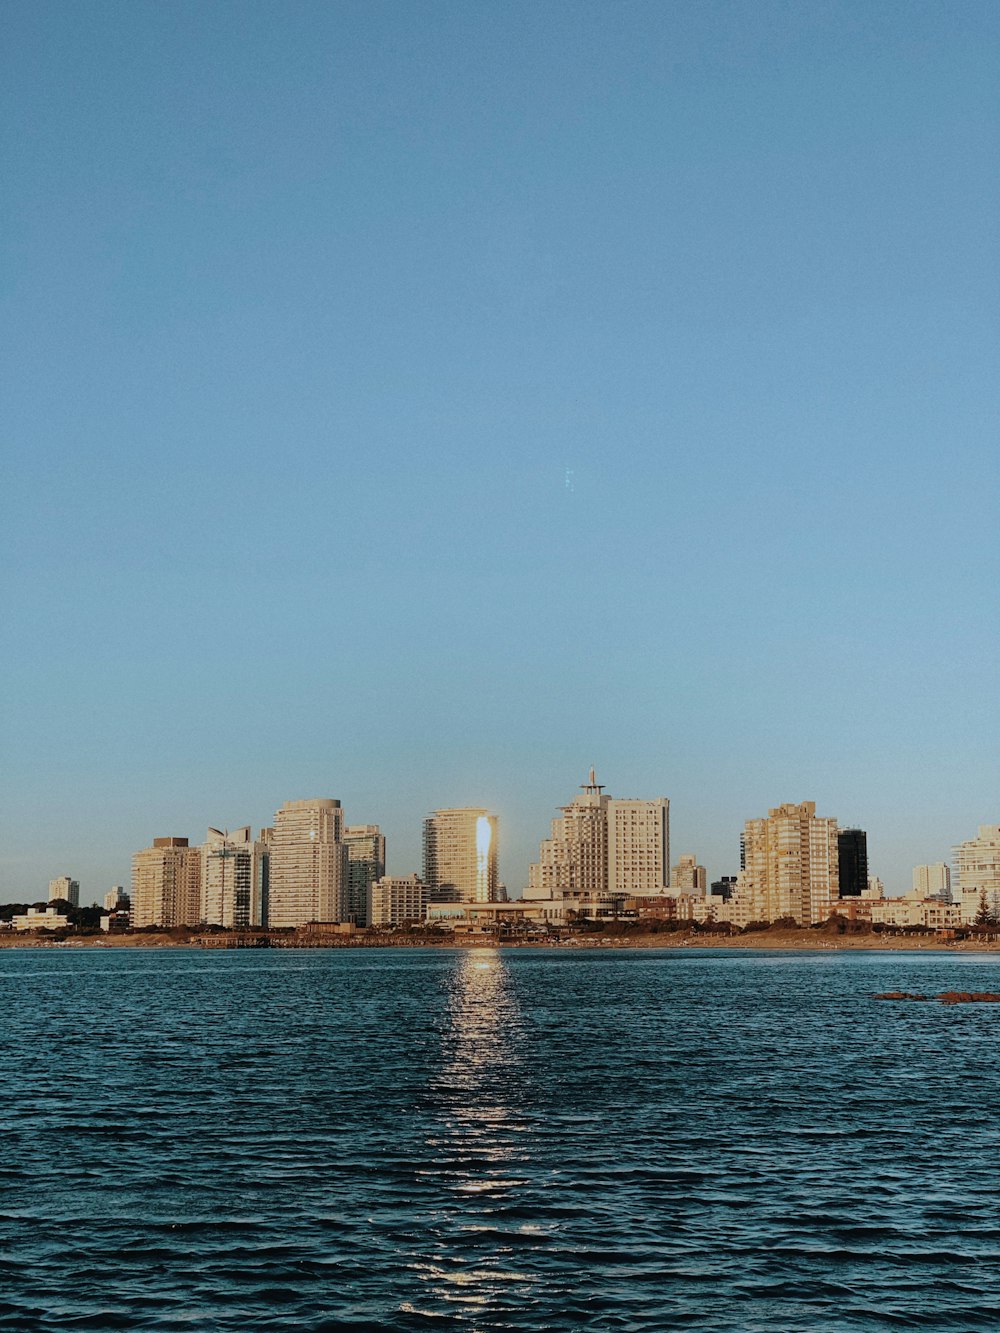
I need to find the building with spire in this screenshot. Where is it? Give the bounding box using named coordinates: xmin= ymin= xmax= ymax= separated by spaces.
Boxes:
xmin=528 ymin=770 xmax=670 ymax=898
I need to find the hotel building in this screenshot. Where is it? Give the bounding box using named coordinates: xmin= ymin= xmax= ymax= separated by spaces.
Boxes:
xmin=529 ymin=770 xmax=670 ymax=897
xmin=423 ymin=808 xmax=499 ymax=903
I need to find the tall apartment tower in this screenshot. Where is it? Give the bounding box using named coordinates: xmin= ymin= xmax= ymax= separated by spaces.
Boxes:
xmin=131 ymin=837 xmax=202 ymax=928
xmin=529 ymin=770 xmax=609 ymax=896
xmin=608 ymin=797 xmax=670 ymax=893
xmin=836 ymin=829 xmax=869 ymax=898
xmin=739 ymin=801 xmax=839 ymax=925
xmin=423 ymin=807 xmax=498 ymax=903
xmin=201 ymin=826 xmax=269 ymax=929
xmin=48 ymin=876 xmax=80 ymax=908
xmin=343 ymin=824 xmax=386 ymax=926
xmin=912 ymin=863 xmax=951 ymax=900
xmin=268 ymin=799 xmax=347 ymax=927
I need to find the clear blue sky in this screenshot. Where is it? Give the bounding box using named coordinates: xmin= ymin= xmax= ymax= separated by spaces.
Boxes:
xmin=2 ymin=0 xmax=997 ymax=903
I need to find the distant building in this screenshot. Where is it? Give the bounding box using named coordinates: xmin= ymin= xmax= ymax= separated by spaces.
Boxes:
xmin=344 ymin=825 xmax=386 ymax=926
xmin=13 ymin=907 xmax=70 ymax=932
xmin=103 ymin=885 xmax=129 ymax=911
xmin=711 ymin=876 xmax=737 ymax=902
xmin=268 ymin=799 xmax=347 ymax=927
xmin=423 ymin=808 xmax=498 ymax=903
xmin=672 ymin=853 xmax=707 ymax=894
xmin=369 ymin=874 xmax=428 ymax=928
xmin=201 ymin=827 xmax=268 ymax=928
xmin=734 ymin=801 xmax=839 ymax=926
xmin=132 ymin=837 xmax=202 ymax=928
xmin=837 ymin=829 xmax=868 ymax=898
xmin=912 ymin=863 xmax=951 ymax=902
xmin=48 ymin=876 xmax=79 ymax=908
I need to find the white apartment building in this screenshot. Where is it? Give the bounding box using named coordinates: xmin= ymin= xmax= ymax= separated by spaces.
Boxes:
xmin=912 ymin=863 xmax=951 ymax=900
xmin=869 ymin=896 xmax=963 ymax=930
xmin=103 ymin=886 xmax=128 ymax=911
xmin=423 ymin=808 xmax=498 ymax=903
xmin=954 ymin=824 xmax=1000 ymax=917
xmin=268 ymin=799 xmax=346 ymax=927
xmin=608 ymin=797 xmax=670 ymax=894
xmin=48 ymin=876 xmax=79 ymax=908
xmin=369 ymin=874 xmax=428 ymax=928
xmin=201 ymin=826 xmax=268 ymax=928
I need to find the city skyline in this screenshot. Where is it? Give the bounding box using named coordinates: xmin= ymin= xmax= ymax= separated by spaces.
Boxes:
xmin=4 ymin=771 xmax=996 ymax=909
xmin=2 ymin=2 xmax=996 ymax=908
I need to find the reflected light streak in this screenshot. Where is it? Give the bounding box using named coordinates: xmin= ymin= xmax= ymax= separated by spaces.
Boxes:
xmin=415 ymin=948 xmax=537 ymax=1320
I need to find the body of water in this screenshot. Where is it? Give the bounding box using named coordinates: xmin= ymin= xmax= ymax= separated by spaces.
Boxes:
xmin=2 ymin=946 xmax=999 ymax=1330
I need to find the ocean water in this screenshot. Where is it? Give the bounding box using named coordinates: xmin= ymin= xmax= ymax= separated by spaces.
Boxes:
xmin=2 ymin=946 xmax=1000 ymax=1332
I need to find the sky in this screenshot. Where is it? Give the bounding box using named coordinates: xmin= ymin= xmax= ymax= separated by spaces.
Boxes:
xmin=2 ymin=0 xmax=998 ymax=903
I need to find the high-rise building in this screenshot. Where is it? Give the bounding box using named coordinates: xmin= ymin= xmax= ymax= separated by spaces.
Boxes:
xmin=201 ymin=826 xmax=269 ymax=928
xmin=423 ymin=808 xmax=498 ymax=903
xmin=103 ymin=885 xmax=129 ymax=911
xmin=954 ymin=824 xmax=1000 ymax=915
xmin=671 ymin=853 xmax=706 ymax=894
xmin=369 ymin=874 xmax=428 ymax=927
xmin=737 ymin=801 xmax=839 ymax=925
xmin=912 ymin=862 xmax=951 ymax=901
xmin=48 ymin=876 xmax=79 ymax=908
xmin=131 ymin=838 xmax=202 ymax=928
xmin=529 ymin=770 xmax=670 ymax=896
xmin=609 ymin=798 xmax=670 ymax=893
xmin=268 ymin=799 xmax=346 ymax=927
xmin=529 ymin=771 xmax=608 ymax=896
xmin=837 ymin=829 xmax=869 ymax=898
xmin=343 ymin=825 xmax=386 ymax=926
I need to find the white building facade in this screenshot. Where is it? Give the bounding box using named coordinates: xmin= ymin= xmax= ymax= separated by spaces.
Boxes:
xmin=268 ymin=799 xmax=347 ymax=927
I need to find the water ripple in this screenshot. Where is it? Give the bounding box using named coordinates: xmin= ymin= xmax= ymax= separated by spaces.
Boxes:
xmin=3 ymin=946 xmax=1000 ymax=1329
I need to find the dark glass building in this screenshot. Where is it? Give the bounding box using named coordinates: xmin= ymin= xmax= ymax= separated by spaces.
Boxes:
xmin=837 ymin=828 xmax=868 ymax=898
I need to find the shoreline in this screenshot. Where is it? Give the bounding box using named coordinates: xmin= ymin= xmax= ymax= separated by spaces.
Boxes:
xmin=2 ymin=929 xmax=1000 ymax=953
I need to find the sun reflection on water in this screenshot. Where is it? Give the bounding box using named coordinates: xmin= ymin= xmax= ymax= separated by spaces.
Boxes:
xmin=407 ymin=948 xmax=538 ymax=1322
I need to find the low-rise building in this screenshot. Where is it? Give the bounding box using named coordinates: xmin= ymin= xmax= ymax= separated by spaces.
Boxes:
xmin=13 ymin=907 xmax=70 ymax=931
xmin=869 ymin=896 xmax=963 ymax=930
xmin=369 ymin=875 xmax=428 ymax=928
